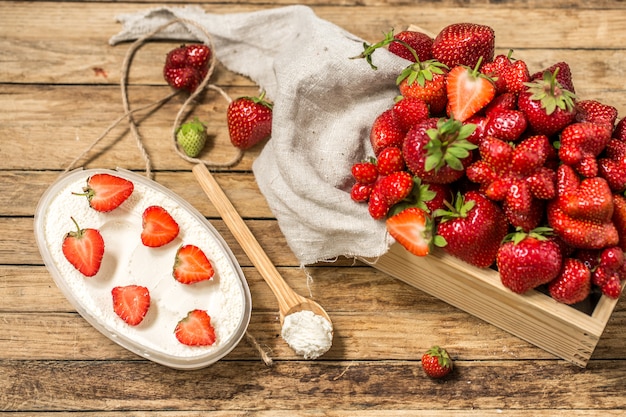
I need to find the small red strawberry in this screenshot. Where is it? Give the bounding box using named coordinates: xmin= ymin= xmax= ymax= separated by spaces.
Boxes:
xmin=227 ymin=91 xmax=273 ymax=150
xmin=141 ymin=205 xmax=180 ymax=248
xmin=575 ymin=99 xmax=618 ymax=129
xmin=173 ymin=244 xmax=215 ymax=285
xmin=496 ymin=227 xmax=563 ymax=294
xmin=370 ymin=109 xmax=406 ymax=155
xmin=386 ymin=207 xmax=432 ymax=257
xmin=484 ymin=109 xmax=528 ymax=142
xmin=73 ymin=173 xmax=134 ymax=213
xmin=111 ymin=285 xmax=151 ymax=326
xmin=388 ymin=30 xmax=434 ymax=63
xmin=376 ymin=146 xmax=405 ymax=176
xmin=446 ymin=59 xmax=496 ymax=122
xmin=548 ymin=258 xmax=591 ymax=304
xmin=392 ymin=96 xmax=430 ymax=132
xmin=351 ymin=160 xmax=379 ymax=184
xmin=600 ymin=274 xmax=623 ymax=299
xmin=350 ymin=183 xmax=374 ymax=203
xmin=403 ymin=117 xmax=476 ymax=184
xmin=378 ymin=171 xmax=414 ymax=207
xmin=480 ymin=50 xmax=530 ymax=95
xmin=517 ymin=68 xmax=576 ymax=136
xmin=432 ymin=23 xmax=495 ymax=69
xmin=175 ymin=309 xmax=216 ymax=346
xmin=598 ymin=139 xmax=626 ymax=192
xmin=163 ymin=44 xmax=211 ymax=93
xmin=421 ymin=345 xmax=454 ymax=379
xmin=433 ymin=190 xmax=508 ymax=268
xmin=62 ymin=217 xmax=105 ymax=277
xmin=558 ymin=122 xmax=612 ymax=178
xmin=368 ymin=188 xmax=391 ymax=220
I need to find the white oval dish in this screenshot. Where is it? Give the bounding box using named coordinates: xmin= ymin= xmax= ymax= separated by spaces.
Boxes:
xmin=34 ymin=168 xmax=252 ymax=370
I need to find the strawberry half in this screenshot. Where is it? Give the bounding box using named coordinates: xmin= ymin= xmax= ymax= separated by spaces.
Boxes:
xmin=141 ymin=205 xmax=180 ymax=248
xmin=111 ymin=285 xmax=151 ymax=326
xmin=175 ymin=309 xmax=216 ymax=346
xmin=173 ymin=244 xmax=215 ymax=285
xmin=73 ymin=173 xmax=134 ymax=213
xmin=227 ymin=91 xmax=273 ymax=150
xmin=62 ymin=217 xmax=105 ymax=277
xmin=446 ymin=59 xmax=496 ymax=122
xmin=386 ymin=207 xmax=432 ymax=257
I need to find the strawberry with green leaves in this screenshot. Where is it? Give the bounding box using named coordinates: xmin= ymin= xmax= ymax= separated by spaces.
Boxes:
xmin=434 ymin=190 xmax=508 ymax=268
xmin=397 ymin=59 xmax=449 ymax=116
xmin=421 ymin=345 xmax=454 ymax=379
xmin=548 ymin=258 xmax=591 ymax=304
xmin=446 ymin=58 xmax=496 ymax=122
xmin=141 ymin=205 xmax=180 ymax=248
xmin=62 ymin=217 xmax=105 ymax=277
xmin=73 ymin=173 xmax=134 ymax=213
xmin=173 ymin=244 xmax=215 ymax=285
xmin=112 ymin=285 xmax=151 ymax=326
xmin=403 ymin=117 xmax=477 ymax=184
xmin=227 ymin=91 xmax=273 ymax=150
xmin=163 ymin=44 xmax=211 ymax=93
xmin=432 ymin=22 xmax=495 ymax=69
xmin=530 ymin=61 xmax=576 ymax=94
xmin=176 ymin=118 xmax=207 ymax=157
xmin=496 ymin=227 xmax=563 ymax=294
xmin=175 ymin=309 xmax=216 ymax=346
xmin=386 ymin=207 xmax=432 ymax=257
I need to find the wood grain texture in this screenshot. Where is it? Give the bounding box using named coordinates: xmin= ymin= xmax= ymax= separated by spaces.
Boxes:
xmin=2 ymin=0 xmax=626 ymax=414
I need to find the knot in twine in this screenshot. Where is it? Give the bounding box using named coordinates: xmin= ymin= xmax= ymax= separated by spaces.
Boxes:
xmin=65 ymin=17 xmax=273 ymax=366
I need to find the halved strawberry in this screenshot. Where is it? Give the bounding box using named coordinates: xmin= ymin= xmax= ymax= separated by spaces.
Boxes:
xmin=175 ymin=309 xmax=216 ymax=346
xmin=446 ymin=59 xmax=496 ymax=122
xmin=386 ymin=207 xmax=432 ymax=256
xmin=173 ymin=244 xmax=215 ymax=284
xmin=141 ymin=205 xmax=180 ymax=248
xmin=62 ymin=217 xmax=105 ymax=277
xmin=73 ymin=173 xmax=134 ymax=213
xmin=111 ymin=285 xmax=151 ymax=326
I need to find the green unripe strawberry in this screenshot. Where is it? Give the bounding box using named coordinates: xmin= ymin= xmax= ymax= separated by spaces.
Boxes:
xmin=176 ymin=118 xmax=207 ymax=157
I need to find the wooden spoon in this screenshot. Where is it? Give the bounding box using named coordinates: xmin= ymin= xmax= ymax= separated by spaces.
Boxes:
xmin=192 ymin=164 xmax=333 ymax=327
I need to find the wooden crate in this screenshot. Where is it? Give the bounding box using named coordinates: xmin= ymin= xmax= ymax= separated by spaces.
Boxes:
xmin=371 ymin=243 xmax=624 ymax=367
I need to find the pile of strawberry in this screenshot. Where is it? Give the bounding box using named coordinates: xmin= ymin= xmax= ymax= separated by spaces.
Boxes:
xmin=62 ymin=173 xmax=217 ymax=346
xmin=350 ymin=23 xmax=626 ymax=305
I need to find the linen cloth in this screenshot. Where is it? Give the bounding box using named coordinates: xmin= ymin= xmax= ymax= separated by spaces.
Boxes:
xmin=110 ymin=5 xmax=408 ymax=265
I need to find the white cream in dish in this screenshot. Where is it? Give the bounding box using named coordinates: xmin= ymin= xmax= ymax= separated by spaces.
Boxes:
xmin=34 ymin=168 xmax=251 ymax=369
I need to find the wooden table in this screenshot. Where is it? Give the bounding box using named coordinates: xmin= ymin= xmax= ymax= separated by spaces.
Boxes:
xmin=1 ymin=0 xmax=626 ymax=414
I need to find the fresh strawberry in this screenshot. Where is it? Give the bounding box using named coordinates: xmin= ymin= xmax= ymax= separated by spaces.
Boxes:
xmin=387 ymin=177 xmax=446 ymax=217
xmin=141 ymin=205 xmax=180 ymax=248
xmin=484 ymin=92 xmax=518 ymax=117
xmin=480 ymin=50 xmax=530 ymax=95
xmin=464 ymin=115 xmax=488 ymax=145
xmin=62 ymin=217 xmax=105 ymax=277
xmin=433 ymin=190 xmax=508 ymax=268
xmin=446 ymin=59 xmax=496 ymax=122
xmin=548 ymin=258 xmax=591 ymax=304
xmin=558 ymin=122 xmax=612 ymax=178
xmin=574 ymin=99 xmax=618 ymax=129
xmin=432 ymin=23 xmax=495 ymax=69
xmin=392 ymin=96 xmax=430 ymax=132
xmin=496 ymin=227 xmax=563 ymax=294
xmin=388 ymin=30 xmax=434 ymax=62
xmin=73 ymin=173 xmax=134 ymax=213
xmin=612 ymin=194 xmax=626 ymax=251
xmin=517 ymin=68 xmax=576 ymax=136
xmin=376 ymin=146 xmax=405 ymax=176
xmin=600 ymin=274 xmax=623 ymax=299
xmin=421 ymin=345 xmax=453 ymax=379
xmin=484 ymin=109 xmax=528 ymax=142
xmin=368 ymin=188 xmax=391 ymax=220
xmin=351 ymin=160 xmax=379 ymax=184
xmin=173 ymin=244 xmax=215 ymax=285
xmin=599 ymin=139 xmax=626 ymax=192
xmin=350 ymin=182 xmax=374 ymax=203
xmin=370 ymin=109 xmax=406 ymax=155
xmin=386 ymin=207 xmax=432 ymax=256
xmin=614 ymin=117 xmax=626 ymax=141
xmin=174 ymin=309 xmax=216 ymax=346
xmin=378 ymin=171 xmax=414 ymax=207
xmin=531 ymin=61 xmax=576 ymax=94
xmin=176 ymin=117 xmax=207 ymax=157
xmin=403 ymin=117 xmax=476 ymax=184
xmin=397 ymin=60 xmax=449 ymax=116
xmin=548 ymin=201 xmax=619 ymax=250
xmin=111 ymin=285 xmax=151 ymax=326
xmin=163 ymin=44 xmax=211 ymax=93
xmin=227 ymin=91 xmax=273 ymax=150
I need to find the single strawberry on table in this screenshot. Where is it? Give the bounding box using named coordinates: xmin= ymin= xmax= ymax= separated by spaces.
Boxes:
xmin=421 ymin=345 xmax=454 ymax=379
xmin=173 ymin=244 xmax=215 ymax=285
xmin=111 ymin=285 xmax=151 ymax=326
xmin=175 ymin=309 xmax=217 ymax=346
xmin=72 ymin=173 xmax=134 ymax=213
xmin=176 ymin=117 xmax=208 ymax=158
xmin=62 ymin=217 xmax=105 ymax=277
xmin=163 ymin=44 xmax=212 ymax=93
xmin=141 ymin=205 xmax=180 ymax=248
xmin=227 ymin=91 xmax=273 ymax=150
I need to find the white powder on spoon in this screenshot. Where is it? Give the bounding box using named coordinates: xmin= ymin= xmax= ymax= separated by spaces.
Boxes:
xmin=281 ymin=310 xmax=333 ymax=359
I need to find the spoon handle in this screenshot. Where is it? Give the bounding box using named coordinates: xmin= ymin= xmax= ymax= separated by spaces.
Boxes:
xmin=192 ymin=164 xmax=302 ymax=315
